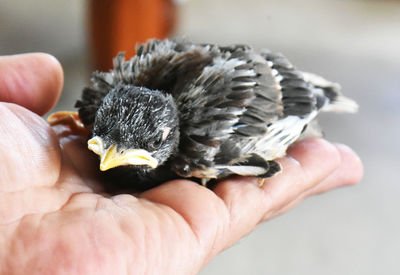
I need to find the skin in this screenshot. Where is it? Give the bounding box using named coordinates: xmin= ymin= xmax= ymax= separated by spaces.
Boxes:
xmin=0 ymin=53 xmax=363 ymax=275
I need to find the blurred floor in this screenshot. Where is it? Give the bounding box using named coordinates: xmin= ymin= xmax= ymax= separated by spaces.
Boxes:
xmin=1 ymin=0 xmax=399 ymax=274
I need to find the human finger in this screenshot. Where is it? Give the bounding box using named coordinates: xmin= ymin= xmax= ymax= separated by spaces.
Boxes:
xmin=211 ymin=139 xmax=342 ymax=249
xmin=271 ymin=143 xmax=363 ymax=218
xmin=0 ymin=53 xmax=64 ymax=115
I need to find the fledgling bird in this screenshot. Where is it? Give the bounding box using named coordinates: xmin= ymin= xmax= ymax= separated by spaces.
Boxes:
xmin=67 ymin=38 xmax=357 ymax=189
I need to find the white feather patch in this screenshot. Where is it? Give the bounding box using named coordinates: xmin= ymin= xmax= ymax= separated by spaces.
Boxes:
xmin=242 ymin=111 xmax=318 ymax=160
xmin=322 ymin=96 xmax=359 ymax=113
xmin=215 ymin=165 xmax=267 ymax=176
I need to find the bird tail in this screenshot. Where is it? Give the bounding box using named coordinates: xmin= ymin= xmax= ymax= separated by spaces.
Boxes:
xmin=302 ymin=72 xmax=359 ymax=113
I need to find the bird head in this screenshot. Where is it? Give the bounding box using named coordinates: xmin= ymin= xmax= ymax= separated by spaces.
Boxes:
xmin=87 ymin=85 xmax=179 ymax=172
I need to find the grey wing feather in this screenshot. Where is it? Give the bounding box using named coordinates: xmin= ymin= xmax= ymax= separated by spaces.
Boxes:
xmin=302 ymin=72 xmax=358 ymax=113
xmin=175 ymin=56 xmax=249 ymax=171
xmin=210 ymin=50 xmax=326 ymax=179
xmin=173 ymin=44 xmax=285 ymax=179
xmin=261 ymin=50 xmax=317 ymax=118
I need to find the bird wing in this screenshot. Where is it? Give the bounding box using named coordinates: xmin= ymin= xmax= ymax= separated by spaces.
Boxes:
xmin=231 ymin=51 xmax=320 ymax=162
xmin=172 ymin=44 xmax=288 ymax=178
xmin=172 ymin=45 xmax=331 ymax=180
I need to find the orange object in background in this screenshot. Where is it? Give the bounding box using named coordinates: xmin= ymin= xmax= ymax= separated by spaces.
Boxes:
xmin=89 ymin=0 xmax=177 ymax=71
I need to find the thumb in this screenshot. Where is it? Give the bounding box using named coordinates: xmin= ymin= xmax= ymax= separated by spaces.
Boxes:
xmin=0 ymin=53 xmax=64 ymax=115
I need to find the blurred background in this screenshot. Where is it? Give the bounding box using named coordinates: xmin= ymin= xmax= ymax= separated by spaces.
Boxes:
xmin=1 ymin=0 xmax=399 ymax=274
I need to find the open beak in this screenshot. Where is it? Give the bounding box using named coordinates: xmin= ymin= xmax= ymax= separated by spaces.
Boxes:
xmin=88 ymin=136 xmax=158 ymax=171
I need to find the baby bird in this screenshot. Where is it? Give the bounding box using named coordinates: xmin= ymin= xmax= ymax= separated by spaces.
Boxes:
xmin=58 ymin=38 xmax=358 ymax=188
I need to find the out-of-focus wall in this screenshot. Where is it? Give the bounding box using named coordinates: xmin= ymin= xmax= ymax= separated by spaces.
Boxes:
xmin=0 ymin=0 xmax=86 ymax=57
xmin=176 ymin=0 xmax=400 ymax=64
xmin=0 ymin=0 xmax=89 ymax=112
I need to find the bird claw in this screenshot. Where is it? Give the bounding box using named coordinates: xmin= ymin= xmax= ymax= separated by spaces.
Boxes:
xmin=201 ymin=178 xmax=209 ymax=187
xmin=258 ymin=178 xmax=265 ymax=188
xmin=47 ymin=111 xmax=88 ymax=136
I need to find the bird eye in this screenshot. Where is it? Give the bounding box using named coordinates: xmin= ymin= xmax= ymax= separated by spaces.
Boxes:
xmin=149 ymin=135 xmax=163 ymax=151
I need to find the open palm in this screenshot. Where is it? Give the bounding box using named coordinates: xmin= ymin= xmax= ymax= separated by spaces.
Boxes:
xmin=0 ymin=54 xmax=363 ymax=275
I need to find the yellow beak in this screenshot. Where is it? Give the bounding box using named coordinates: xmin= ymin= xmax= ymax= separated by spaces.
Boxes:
xmin=87 ymin=136 xmax=158 ymax=171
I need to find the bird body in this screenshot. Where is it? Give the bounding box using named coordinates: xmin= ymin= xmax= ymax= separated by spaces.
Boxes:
xmin=75 ymin=38 xmax=357 ymax=188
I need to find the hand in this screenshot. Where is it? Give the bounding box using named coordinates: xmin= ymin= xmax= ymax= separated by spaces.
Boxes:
xmin=0 ymin=53 xmax=363 ymax=275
